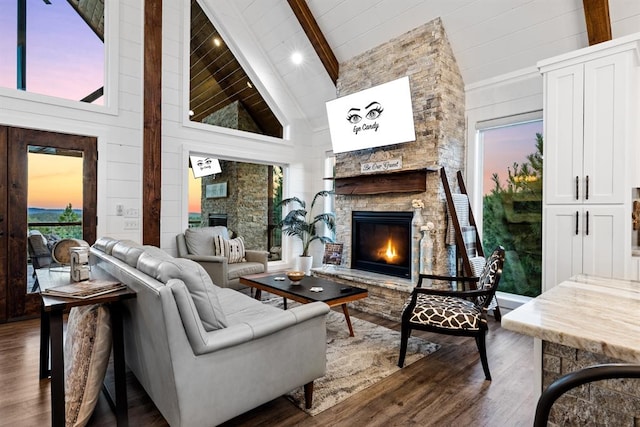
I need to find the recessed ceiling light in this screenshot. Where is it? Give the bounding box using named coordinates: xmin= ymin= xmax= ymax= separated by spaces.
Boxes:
xmin=291 ymin=51 xmax=303 ymax=65
xmin=246 ymin=81 xmax=253 ymax=89
xmin=188 ymin=110 xmax=194 ymax=117
xmin=213 ymin=37 xmax=222 ymax=47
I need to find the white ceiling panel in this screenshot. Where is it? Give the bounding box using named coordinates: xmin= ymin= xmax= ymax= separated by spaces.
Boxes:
xmin=217 ymin=0 xmax=639 ymax=131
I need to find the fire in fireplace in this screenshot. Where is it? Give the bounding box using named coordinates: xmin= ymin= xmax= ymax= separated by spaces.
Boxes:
xmin=351 ymin=211 xmax=412 ymax=278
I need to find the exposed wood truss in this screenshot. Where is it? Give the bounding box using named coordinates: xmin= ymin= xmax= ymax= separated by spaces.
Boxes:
xmin=287 ymin=0 xmax=339 ymax=85
xmin=143 ymin=0 xmax=162 ymax=246
xmin=583 ymin=0 xmax=612 ymax=46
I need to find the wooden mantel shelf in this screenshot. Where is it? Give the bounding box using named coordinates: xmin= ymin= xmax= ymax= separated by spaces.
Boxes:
xmin=332 ymin=167 xmax=439 ymax=195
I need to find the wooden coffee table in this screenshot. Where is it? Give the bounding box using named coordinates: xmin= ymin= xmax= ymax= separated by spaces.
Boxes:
xmin=240 ymin=272 xmax=368 ymax=337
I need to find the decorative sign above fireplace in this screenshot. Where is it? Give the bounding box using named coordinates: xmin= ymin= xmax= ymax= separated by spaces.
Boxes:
xmin=360 ymin=158 xmax=402 ymax=174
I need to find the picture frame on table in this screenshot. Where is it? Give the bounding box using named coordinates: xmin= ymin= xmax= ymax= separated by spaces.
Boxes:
xmin=322 ymin=243 xmax=343 ymax=266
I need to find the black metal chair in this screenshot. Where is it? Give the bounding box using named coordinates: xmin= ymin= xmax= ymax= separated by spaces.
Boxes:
xmin=534 ymin=363 xmax=640 ymax=426
xmin=398 ymin=246 xmax=505 ymax=380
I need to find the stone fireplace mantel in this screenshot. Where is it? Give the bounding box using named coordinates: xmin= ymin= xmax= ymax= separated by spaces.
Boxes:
xmin=333 ymin=167 xmax=439 ymax=195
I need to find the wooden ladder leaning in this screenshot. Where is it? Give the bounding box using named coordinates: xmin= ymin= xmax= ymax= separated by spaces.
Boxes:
xmin=441 ymin=168 xmax=502 ymax=321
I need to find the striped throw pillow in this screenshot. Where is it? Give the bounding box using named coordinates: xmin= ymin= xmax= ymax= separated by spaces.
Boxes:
xmin=216 ymin=236 xmax=246 ymax=263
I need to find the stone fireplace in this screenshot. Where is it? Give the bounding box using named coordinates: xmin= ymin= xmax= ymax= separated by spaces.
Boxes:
xmin=314 ymin=18 xmax=465 ymax=321
xmin=351 ymin=211 xmax=412 ymax=279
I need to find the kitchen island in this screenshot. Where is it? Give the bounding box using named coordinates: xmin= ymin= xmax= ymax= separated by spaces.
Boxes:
xmin=502 ymin=274 xmax=640 ymax=425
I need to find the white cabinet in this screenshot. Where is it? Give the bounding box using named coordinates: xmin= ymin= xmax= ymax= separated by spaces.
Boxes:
xmin=543 ymin=206 xmax=626 ymax=292
xmin=540 ymin=35 xmax=640 ymax=291
xmin=544 ymin=55 xmax=628 ymax=205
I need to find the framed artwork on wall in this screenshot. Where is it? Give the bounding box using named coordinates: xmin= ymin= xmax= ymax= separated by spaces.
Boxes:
xmin=206 ymin=182 xmax=228 ymax=198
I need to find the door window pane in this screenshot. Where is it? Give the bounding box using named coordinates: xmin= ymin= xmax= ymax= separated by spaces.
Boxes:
xmin=481 ymin=120 xmax=543 ymax=297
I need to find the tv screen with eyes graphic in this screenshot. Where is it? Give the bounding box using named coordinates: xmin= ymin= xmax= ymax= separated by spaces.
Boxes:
xmin=190 ymin=155 xmax=222 ymax=178
xmin=326 ymin=76 xmax=416 ymax=154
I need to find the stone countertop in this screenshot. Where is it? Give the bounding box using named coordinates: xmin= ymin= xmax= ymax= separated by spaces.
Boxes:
xmin=502 ymin=274 xmax=640 ymax=363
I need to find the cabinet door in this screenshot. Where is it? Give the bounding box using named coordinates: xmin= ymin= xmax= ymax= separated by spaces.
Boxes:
xmin=583 ymin=54 xmax=628 ymax=204
xmin=581 ymin=205 xmax=626 ymax=278
xmin=544 ymin=64 xmax=584 ymax=205
xmin=543 ymin=206 xmax=583 ymax=291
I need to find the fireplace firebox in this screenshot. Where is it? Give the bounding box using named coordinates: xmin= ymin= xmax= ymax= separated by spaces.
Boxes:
xmin=351 ymin=211 xmax=412 ymax=278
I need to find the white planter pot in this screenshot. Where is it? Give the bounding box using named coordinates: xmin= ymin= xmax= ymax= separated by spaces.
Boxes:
xmin=297 ymin=256 xmax=313 ymax=276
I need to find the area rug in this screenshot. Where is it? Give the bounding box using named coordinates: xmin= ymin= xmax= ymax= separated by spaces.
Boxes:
xmin=271 ymin=300 xmax=440 ymax=416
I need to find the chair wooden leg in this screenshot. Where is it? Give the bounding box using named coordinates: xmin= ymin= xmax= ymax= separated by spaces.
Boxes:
xmin=304 ymin=381 xmax=314 ymax=409
xmin=398 ymin=324 xmax=411 ymax=368
xmin=475 ymin=333 xmax=491 ymax=381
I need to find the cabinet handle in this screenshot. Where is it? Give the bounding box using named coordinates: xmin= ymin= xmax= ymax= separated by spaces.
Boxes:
xmin=575 ymin=211 xmax=579 ymax=235
xmin=585 ymin=175 xmax=589 ymax=200
xmin=575 ymin=176 xmax=579 ymax=200
xmin=586 ymin=211 xmax=589 ymax=236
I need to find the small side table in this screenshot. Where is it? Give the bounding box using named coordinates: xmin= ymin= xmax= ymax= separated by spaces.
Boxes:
xmin=37 ymin=268 xmax=136 ymax=427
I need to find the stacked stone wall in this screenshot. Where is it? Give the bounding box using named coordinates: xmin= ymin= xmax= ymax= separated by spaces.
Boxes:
xmin=542 ymin=341 xmax=640 ymax=426
xmin=335 ymin=18 xmax=465 ymax=277
xmin=201 ymin=161 xmax=268 ymax=250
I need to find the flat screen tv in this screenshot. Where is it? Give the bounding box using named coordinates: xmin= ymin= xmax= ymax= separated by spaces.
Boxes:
xmin=326 ymin=76 xmax=416 ymax=154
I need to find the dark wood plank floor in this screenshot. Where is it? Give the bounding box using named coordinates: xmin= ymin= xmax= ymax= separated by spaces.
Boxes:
xmin=0 ymin=309 xmax=536 ymax=426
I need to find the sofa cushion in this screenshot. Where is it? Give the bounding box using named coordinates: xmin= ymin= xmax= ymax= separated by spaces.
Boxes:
xmin=112 ymin=241 xmax=145 ymax=267
xmin=93 ymin=237 xmax=120 ymax=255
xmin=142 ymin=245 xmax=173 ymax=260
xmin=227 ymin=262 xmax=265 ymax=280
xmin=64 ymin=304 xmax=112 ymax=427
xmin=184 ymin=227 xmax=229 ymax=256
xmin=137 ymin=253 xmax=228 ymax=330
xmin=216 ymin=236 xmax=246 ymax=263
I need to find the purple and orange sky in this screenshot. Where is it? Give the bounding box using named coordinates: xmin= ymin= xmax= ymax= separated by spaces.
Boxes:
xmin=1 ymin=1 xmax=103 ymax=210
xmin=482 ymin=121 xmax=543 ymax=195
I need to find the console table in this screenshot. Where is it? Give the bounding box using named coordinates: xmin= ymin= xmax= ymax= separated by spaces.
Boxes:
xmin=37 ymin=268 xmax=136 ymax=427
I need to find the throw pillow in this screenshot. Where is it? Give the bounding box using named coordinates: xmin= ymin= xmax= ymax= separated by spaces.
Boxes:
xmin=216 ymin=236 xmax=246 ymax=263
xmin=64 ymin=304 xmax=112 ymax=427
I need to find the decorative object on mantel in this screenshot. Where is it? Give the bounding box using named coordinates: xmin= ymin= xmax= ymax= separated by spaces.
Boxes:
xmin=411 ymin=199 xmax=425 ymax=283
xmin=360 ymin=157 xmax=402 ymax=174
xmin=277 ymin=190 xmax=336 ymax=275
xmin=419 ymin=222 xmax=435 ymax=275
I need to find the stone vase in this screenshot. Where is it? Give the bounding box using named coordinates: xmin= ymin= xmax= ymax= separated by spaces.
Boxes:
xmin=411 ymin=208 xmax=424 ymax=283
xmin=419 ymin=230 xmax=433 ymax=275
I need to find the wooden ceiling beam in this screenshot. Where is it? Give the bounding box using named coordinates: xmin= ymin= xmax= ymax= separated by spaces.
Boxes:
xmin=287 ymin=0 xmax=339 ymax=85
xmin=583 ymin=0 xmax=612 ymax=46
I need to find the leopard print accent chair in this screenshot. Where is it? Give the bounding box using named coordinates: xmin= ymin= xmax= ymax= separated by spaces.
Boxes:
xmin=398 ymin=246 xmax=505 ymax=381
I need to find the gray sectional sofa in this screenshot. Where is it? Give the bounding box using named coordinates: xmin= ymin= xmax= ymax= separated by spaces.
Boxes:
xmin=90 ymin=237 xmax=329 ymax=426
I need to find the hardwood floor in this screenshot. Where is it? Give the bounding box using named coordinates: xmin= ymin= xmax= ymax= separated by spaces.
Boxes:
xmin=0 ymin=309 xmax=536 ymax=426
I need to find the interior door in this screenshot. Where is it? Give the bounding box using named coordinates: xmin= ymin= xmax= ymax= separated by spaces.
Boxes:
xmin=1 ymin=127 xmax=97 ymax=322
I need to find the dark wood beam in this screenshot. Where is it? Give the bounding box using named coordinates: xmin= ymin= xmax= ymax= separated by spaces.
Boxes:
xmin=287 ymin=0 xmax=339 ymax=85
xmin=143 ymin=0 xmax=162 ymax=246
xmin=583 ymin=0 xmax=612 ymax=46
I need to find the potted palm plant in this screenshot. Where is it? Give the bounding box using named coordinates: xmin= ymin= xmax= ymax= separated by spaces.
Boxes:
xmin=277 ymin=190 xmax=336 ymax=275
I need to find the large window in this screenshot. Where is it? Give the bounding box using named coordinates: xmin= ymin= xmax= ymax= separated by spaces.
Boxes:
xmin=188 ymin=157 xmax=283 ymax=261
xmin=0 ymin=1 xmax=104 ymax=104
xmin=480 ymin=118 xmax=543 ymax=297
xmin=189 ymin=0 xmax=282 ymax=138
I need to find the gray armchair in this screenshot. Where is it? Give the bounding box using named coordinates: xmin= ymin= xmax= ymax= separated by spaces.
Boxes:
xmin=176 ymin=226 xmax=268 ymax=290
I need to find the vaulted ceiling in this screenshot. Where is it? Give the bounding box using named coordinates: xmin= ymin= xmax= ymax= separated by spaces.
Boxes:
xmin=231 ymin=0 xmax=640 ymax=131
